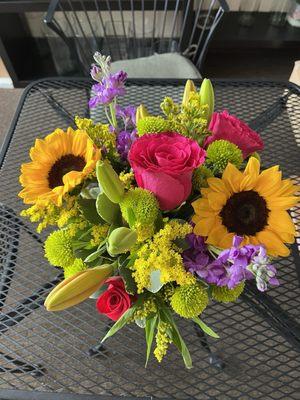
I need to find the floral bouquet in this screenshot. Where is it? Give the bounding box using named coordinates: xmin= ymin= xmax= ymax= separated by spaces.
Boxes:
xmin=19 ymin=53 xmax=298 ymax=368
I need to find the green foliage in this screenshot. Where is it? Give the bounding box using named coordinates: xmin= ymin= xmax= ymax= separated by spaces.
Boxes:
xmin=192 ymin=317 xmax=219 ymax=338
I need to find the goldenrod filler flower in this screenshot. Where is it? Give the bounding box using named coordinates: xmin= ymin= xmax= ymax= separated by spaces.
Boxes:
xmin=211 ymin=282 xmax=245 ymax=303
xmin=192 ymin=157 xmax=298 ymax=257
xmin=44 ymin=229 xmax=75 ymax=268
xmin=154 ymin=321 xmax=171 ymax=362
xmin=19 ymin=128 xmax=100 ymax=206
xmin=170 ymin=283 xmax=209 ymax=318
xmin=120 ymin=188 xmax=159 ymax=241
xmin=132 ymin=221 xmax=194 ymax=293
xmin=75 ymin=116 xmax=116 ymax=154
xmin=90 ymin=224 xmax=110 ymax=247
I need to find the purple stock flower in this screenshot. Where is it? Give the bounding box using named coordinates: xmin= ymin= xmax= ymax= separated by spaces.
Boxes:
xmin=89 ymin=71 xmax=127 ymax=108
xmin=116 ymin=129 xmax=138 ymax=161
xmin=90 ymin=64 xmax=102 ymax=82
xmin=216 ymin=236 xmax=256 ymax=288
xmin=116 ymin=105 xmax=136 ymax=128
xmin=183 ymin=234 xmax=279 ymax=292
xmin=247 ymin=246 xmax=279 ymax=292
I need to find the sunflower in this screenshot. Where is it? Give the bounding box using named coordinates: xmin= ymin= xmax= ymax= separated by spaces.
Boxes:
xmin=192 ymin=157 xmax=298 ymax=257
xmin=19 ymin=128 xmax=100 ymax=206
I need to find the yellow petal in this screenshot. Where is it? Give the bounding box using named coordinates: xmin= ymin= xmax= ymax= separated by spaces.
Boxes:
xmin=268 ymin=211 xmax=296 ymax=235
xmin=207 ymin=192 xmax=227 ymax=211
xmin=244 ymin=157 xmax=260 ymax=178
xmin=193 ymin=216 xmax=217 ymax=236
xmin=222 ymin=163 xmax=243 ymax=193
xmin=266 ymin=196 xmax=299 ymax=210
xmin=219 ymin=233 xmax=234 ymax=249
xmin=192 ymin=198 xmax=210 ymax=214
xmin=256 ymin=229 xmax=290 ymax=257
xmin=207 ymin=177 xmax=231 ymax=197
xmin=206 ymin=224 xmax=228 ymax=246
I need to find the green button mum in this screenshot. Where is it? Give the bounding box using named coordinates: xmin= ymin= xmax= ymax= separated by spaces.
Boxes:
xmin=171 ymin=283 xmax=209 ymax=318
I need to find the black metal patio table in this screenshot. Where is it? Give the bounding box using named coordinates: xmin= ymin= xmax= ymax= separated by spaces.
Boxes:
xmin=0 ymin=78 xmax=299 ymax=400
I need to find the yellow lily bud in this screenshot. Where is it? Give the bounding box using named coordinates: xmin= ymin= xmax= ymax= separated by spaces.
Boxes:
xmin=107 ymin=227 xmax=137 ymax=255
xmin=44 ymin=264 xmax=113 ymax=311
xmin=96 ymin=160 xmax=124 ymax=203
xmin=182 ymin=79 xmax=196 ymax=107
xmin=136 ymin=104 xmax=150 ymax=124
xmin=199 ymin=78 xmax=215 ymax=124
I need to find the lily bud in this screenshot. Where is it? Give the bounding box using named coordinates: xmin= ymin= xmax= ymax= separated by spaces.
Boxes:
xmin=44 ymin=264 xmax=113 ymax=311
xmin=182 ymin=79 xmax=196 ymax=107
xmin=96 ymin=160 xmax=124 ymax=203
xmin=107 ymin=227 xmax=137 ymax=256
xmin=136 ymin=104 xmax=150 ymax=124
xmin=96 ymin=192 xmax=120 ymax=223
xmin=199 ymin=78 xmax=215 ymax=124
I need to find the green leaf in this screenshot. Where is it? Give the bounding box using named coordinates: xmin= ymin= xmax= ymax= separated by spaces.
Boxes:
xmin=119 ymin=262 xmax=137 ymax=295
xmin=160 ymin=307 xmax=192 ymax=369
xmin=145 ymin=315 xmax=158 ymax=367
xmin=192 ymin=317 xmax=219 ymax=338
xmin=77 ymin=197 xmax=103 ymax=224
xmin=101 ymin=307 xmax=136 ymax=343
xmin=84 ymin=243 xmax=106 ymax=263
xmin=101 ymin=295 xmax=146 ymax=343
xmin=96 ymin=192 xmax=121 ymax=224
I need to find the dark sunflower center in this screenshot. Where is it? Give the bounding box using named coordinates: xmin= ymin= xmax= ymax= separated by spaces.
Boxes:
xmin=48 ymin=154 xmax=86 ymax=189
xmin=220 ymin=190 xmax=269 ymax=236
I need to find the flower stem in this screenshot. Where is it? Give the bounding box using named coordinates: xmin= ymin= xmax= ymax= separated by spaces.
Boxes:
xmin=109 ymin=101 xmax=117 ymax=129
xmin=104 ymin=106 xmax=113 ymax=127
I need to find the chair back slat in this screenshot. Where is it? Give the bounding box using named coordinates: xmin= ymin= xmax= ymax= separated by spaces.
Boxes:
xmin=44 ymin=0 xmax=229 ymax=74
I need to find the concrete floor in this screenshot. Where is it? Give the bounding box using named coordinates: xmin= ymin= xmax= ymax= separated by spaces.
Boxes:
xmin=0 ymin=89 xmax=23 ymax=147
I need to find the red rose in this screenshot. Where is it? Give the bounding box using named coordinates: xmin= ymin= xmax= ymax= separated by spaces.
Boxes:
xmin=128 ymin=132 xmax=206 ymax=210
xmin=96 ymin=276 xmax=133 ymax=321
xmin=204 ymin=111 xmax=264 ymax=159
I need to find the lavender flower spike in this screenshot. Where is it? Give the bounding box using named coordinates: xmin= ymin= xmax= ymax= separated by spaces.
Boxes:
xmin=247 ymin=246 xmax=279 ymax=292
xmin=89 ymin=70 xmax=128 ymax=108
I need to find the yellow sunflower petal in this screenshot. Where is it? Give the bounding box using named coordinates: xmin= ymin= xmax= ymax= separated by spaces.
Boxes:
xmin=192 ymin=198 xmax=210 ymax=214
xmin=222 ymin=163 xmax=243 ymax=193
xmin=244 ymin=157 xmax=260 ymax=178
xmin=193 ymin=216 xmax=217 ymax=236
xmin=219 ymin=233 xmax=235 ymax=249
xmin=256 ymin=229 xmax=290 ymax=257
xmin=207 ymin=192 xmax=227 ymax=211
xmin=268 ymin=211 xmax=296 ymax=235
xmin=266 ymin=196 xmax=298 ymax=210
xmin=206 ymin=224 xmax=228 ymax=246
xmin=207 ymin=177 xmax=231 ymax=197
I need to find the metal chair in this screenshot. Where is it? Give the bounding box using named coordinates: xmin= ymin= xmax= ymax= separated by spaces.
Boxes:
xmin=44 ymin=0 xmax=229 ymax=76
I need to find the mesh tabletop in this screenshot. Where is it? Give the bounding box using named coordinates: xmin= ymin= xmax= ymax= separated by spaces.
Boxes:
xmin=0 ymin=79 xmax=299 ymax=400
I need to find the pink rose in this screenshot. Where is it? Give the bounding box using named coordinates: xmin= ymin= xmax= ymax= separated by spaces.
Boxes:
xmin=128 ymin=132 xmax=206 ymax=210
xmin=204 ymin=111 xmax=264 ymax=158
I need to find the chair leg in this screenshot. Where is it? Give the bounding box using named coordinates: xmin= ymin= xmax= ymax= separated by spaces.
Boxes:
xmin=193 ymin=322 xmax=225 ymax=369
xmin=87 ymin=322 xmax=113 ymax=357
